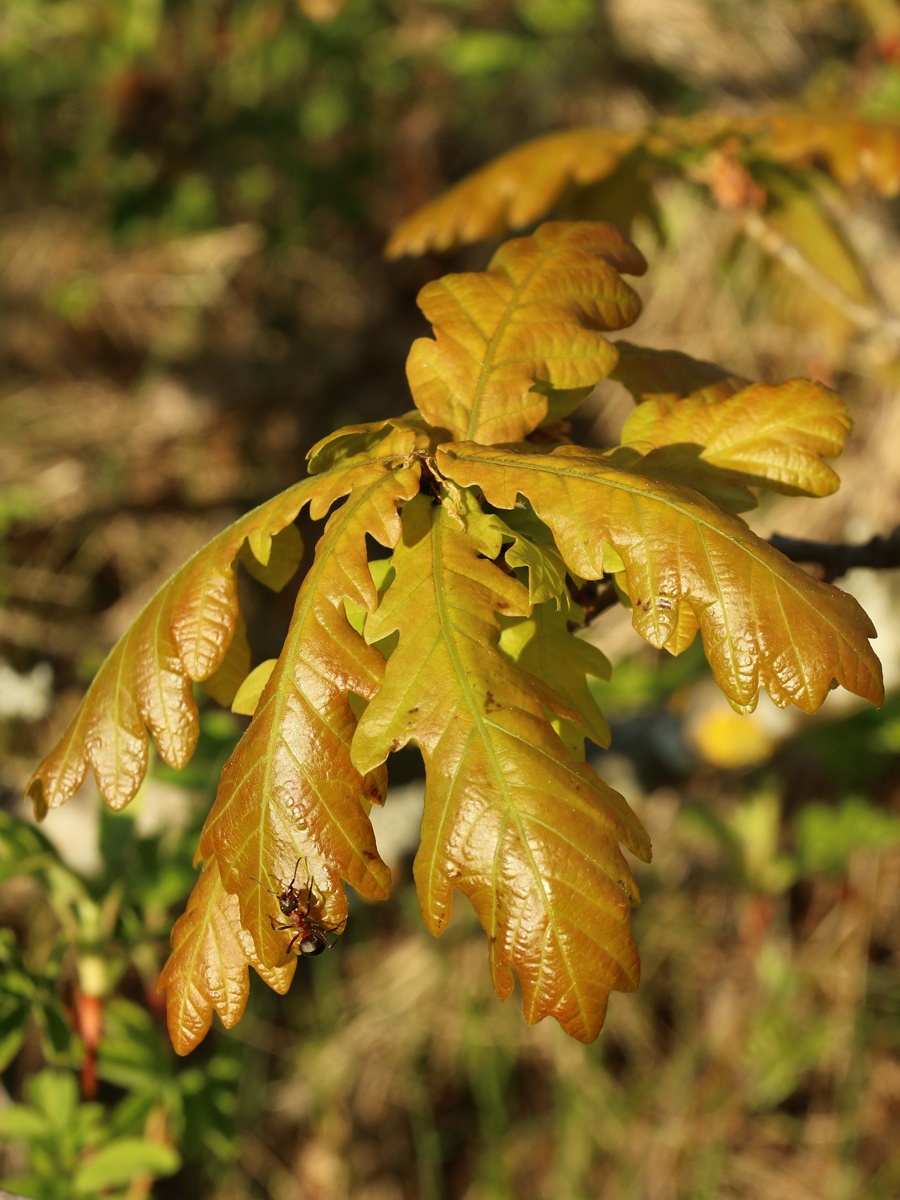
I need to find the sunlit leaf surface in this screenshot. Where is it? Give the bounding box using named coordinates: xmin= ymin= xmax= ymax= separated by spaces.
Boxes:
xmin=352 ymin=496 xmax=650 ymax=1042
xmin=438 ymin=443 xmax=883 ymax=713
xmin=614 ymin=378 xmax=852 ymax=512
xmin=388 ymin=113 xmax=900 ymax=257
xmin=199 ymin=447 xmax=421 ymax=966
xmin=407 ymin=222 xmax=645 ymax=443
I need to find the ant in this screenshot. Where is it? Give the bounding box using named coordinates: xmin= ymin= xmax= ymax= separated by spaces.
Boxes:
xmin=254 ymin=858 xmax=346 ymax=957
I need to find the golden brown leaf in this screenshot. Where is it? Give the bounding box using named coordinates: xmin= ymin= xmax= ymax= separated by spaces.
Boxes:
xmin=198 ymin=448 xmax=421 ymax=967
xmin=351 ymin=496 xmax=650 ymax=1043
xmin=438 ymin=443 xmax=883 ymax=714
xmin=158 ymin=856 xmax=294 ymax=1057
xmin=386 ymin=128 xmax=641 ymax=258
xmin=26 ymin=428 xmax=421 ymax=818
xmin=614 ymin=378 xmax=852 ymax=512
xmin=26 ymin=482 xmax=309 ymax=816
xmin=407 ymin=222 xmax=645 ymax=443
xmin=388 ymin=113 xmax=900 ymax=258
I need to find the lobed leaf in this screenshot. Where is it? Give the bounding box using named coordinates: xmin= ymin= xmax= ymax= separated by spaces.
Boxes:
xmin=438 ymin=444 xmax=884 ymax=714
xmin=388 ymin=113 xmax=900 ymax=258
xmin=749 ymin=112 xmax=900 ymax=196
xmin=158 ymin=856 xmax=294 ymax=1057
xmin=198 ymin=446 xmax=421 ymax=967
xmin=386 ymin=128 xmax=642 ymax=258
xmin=351 ymin=496 xmax=650 ymax=1042
xmin=406 ymin=221 xmax=646 ymax=443
xmin=460 ymin=494 xmax=572 ymax=610
xmin=613 ymin=378 xmax=852 ymax=512
xmin=26 ymin=429 xmax=420 ymax=817
xmin=306 ymin=414 xmax=433 ymax=474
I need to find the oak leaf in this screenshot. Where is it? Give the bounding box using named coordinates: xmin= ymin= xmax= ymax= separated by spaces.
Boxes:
xmin=406 ymin=222 xmax=645 ymax=443
xmin=388 ymin=113 xmax=900 ymax=258
xmin=25 ymin=426 xmax=421 ymax=818
xmin=157 ymin=856 xmax=294 ymax=1056
xmin=350 ymin=495 xmax=650 ymax=1042
xmin=197 ymin=446 xmax=421 ymax=967
xmin=438 ymin=443 xmax=883 ymax=713
xmin=613 ymin=378 xmax=852 ymax=512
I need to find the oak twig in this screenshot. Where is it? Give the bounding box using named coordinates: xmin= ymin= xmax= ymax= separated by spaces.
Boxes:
xmin=768 ymin=527 xmax=900 ymax=583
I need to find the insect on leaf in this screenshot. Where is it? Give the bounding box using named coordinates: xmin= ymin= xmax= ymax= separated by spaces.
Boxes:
xmin=158 ymin=856 xmax=294 ymax=1056
xmin=351 ymin=495 xmax=651 ymax=1043
xmin=406 ymin=221 xmax=646 ymax=443
xmin=438 ymin=443 xmax=884 ymax=714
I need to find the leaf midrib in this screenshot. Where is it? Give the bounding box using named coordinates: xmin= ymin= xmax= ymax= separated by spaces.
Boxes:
xmin=427 ymin=508 xmax=587 ymax=1018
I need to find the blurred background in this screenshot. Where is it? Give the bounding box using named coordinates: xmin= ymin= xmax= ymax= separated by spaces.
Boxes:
xmin=2 ymin=1 xmax=900 ymax=1197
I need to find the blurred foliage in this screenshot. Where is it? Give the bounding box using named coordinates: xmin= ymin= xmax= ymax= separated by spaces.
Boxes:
xmin=2 ymin=0 xmax=900 ymax=1197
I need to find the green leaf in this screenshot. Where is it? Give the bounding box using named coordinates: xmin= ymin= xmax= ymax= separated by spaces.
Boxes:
xmin=0 ymin=1104 xmax=51 ymax=1140
xmin=0 ymin=1002 xmax=28 ymax=1072
xmin=231 ymin=659 xmax=277 ymax=717
xmin=73 ymin=1138 xmax=180 ymax=1194
xmin=461 ymin=494 xmax=572 ymax=610
xmin=499 ymin=603 xmax=611 ymax=757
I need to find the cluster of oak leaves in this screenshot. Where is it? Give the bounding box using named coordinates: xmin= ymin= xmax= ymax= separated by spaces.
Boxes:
xmin=26 ymin=221 xmax=883 ymax=1053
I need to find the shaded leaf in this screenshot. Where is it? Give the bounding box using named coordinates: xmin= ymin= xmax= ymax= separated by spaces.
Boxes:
xmin=609 ymin=341 xmax=748 ymax=406
xmin=461 ymin=494 xmax=572 ymax=610
xmin=231 ymin=660 xmax=277 ymax=717
xmin=73 ymin=1138 xmax=180 ymax=1193
xmin=499 ymin=603 xmax=611 ymax=757
xmin=438 ymin=443 xmax=883 ymax=714
xmin=198 ymin=447 xmax=421 ymax=966
xmin=200 ymin=615 xmax=251 ymax=707
xmin=306 ymin=414 xmax=433 ymax=474
xmin=26 ymin=431 xmax=420 ymax=817
xmin=762 ymin=178 xmax=873 ymax=358
xmin=352 ymin=495 xmax=650 ymax=1042
xmin=614 ymin=378 xmax=852 ymax=512
xmin=406 ymin=222 xmax=645 ymax=443
xmin=158 ymin=856 xmax=294 ymax=1057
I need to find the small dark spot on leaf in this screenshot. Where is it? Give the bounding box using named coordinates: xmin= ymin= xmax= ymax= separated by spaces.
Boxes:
xmin=483 ymin=690 xmax=501 ymax=713
xmin=407 ymin=706 xmax=419 ymax=714
xmin=363 ymin=850 xmax=378 ymax=861
xmin=389 ymin=738 xmax=401 ymax=753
